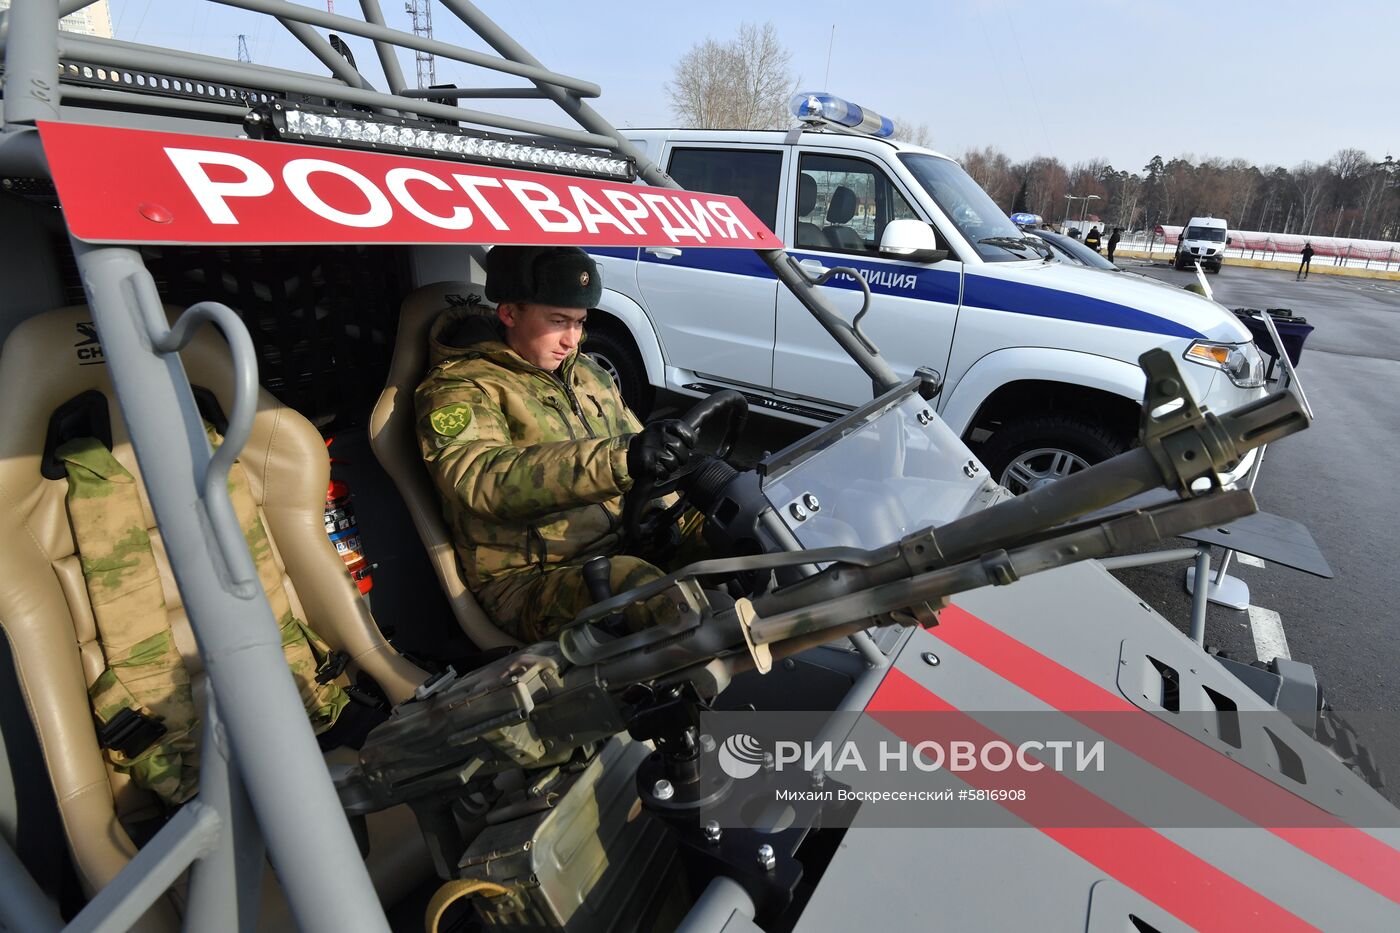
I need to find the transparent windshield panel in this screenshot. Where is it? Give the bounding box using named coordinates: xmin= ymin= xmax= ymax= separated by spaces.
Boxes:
xmin=1043 ymin=232 xmax=1118 ymax=270
xmin=1185 ymin=226 xmax=1228 ymax=242
xmin=899 ymin=153 xmax=1033 ymax=262
xmin=762 ymin=395 xmax=998 ymax=550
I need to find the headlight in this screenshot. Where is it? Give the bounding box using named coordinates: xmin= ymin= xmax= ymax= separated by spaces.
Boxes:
xmin=1184 ymin=340 xmax=1266 ymax=388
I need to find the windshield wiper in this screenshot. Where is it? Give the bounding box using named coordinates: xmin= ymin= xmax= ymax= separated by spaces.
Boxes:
xmin=980 ymin=236 xmax=1049 ymax=260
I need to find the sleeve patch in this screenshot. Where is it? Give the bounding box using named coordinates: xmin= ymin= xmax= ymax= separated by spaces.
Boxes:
xmin=429 ymin=403 xmax=472 ymax=437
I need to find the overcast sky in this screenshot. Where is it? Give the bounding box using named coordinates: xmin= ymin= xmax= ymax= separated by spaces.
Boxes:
xmin=109 ymin=0 xmax=1394 ymax=172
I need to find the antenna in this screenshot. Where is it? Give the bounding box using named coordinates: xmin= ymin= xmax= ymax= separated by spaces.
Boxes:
xmin=405 ymin=0 xmax=437 ymax=89
xmin=237 ymin=34 xmax=251 ymax=63
xmin=823 ymin=25 xmax=835 ymax=88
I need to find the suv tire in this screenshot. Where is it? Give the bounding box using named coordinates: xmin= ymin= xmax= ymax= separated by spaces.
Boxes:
xmin=583 ymin=324 xmax=653 ymax=417
xmin=979 ymin=414 xmax=1128 ymax=495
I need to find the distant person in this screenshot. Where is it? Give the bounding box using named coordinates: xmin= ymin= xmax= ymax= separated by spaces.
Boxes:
xmin=1297 ymin=242 xmax=1314 ymax=280
xmin=1066 ymin=228 xmax=1080 ymax=240
xmin=1107 ymin=227 xmax=1122 ymax=263
xmin=1084 ymin=226 xmax=1103 ymax=252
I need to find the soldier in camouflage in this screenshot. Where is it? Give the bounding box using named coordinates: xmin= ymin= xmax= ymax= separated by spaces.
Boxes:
xmin=415 ymin=246 xmax=699 ymax=643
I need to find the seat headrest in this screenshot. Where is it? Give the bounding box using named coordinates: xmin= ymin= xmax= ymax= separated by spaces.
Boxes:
xmin=826 ymin=185 xmax=857 ymax=225
xmin=0 ymin=307 xmax=239 ymax=464
xmin=798 ymin=173 xmax=818 ymax=216
xmin=376 ymin=282 xmax=490 ymax=402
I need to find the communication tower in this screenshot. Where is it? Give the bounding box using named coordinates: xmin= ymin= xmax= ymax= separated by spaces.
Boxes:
xmin=405 ymin=1 xmax=437 ymax=89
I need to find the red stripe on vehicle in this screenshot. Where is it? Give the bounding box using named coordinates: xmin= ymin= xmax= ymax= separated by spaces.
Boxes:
xmin=928 ymin=604 xmax=1400 ymax=905
xmin=870 ymin=668 xmax=1318 ymax=932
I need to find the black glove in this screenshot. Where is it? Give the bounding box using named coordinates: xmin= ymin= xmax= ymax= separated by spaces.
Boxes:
xmin=626 ymin=419 xmax=697 ymax=483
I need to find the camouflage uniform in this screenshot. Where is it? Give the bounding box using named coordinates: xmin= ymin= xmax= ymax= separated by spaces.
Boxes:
xmin=416 ymin=307 xmax=696 ymax=642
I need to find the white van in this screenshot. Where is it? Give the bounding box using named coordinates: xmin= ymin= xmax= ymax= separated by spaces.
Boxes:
xmin=1174 ymin=216 xmax=1232 ymax=273
xmin=579 ymin=103 xmax=1265 ymax=493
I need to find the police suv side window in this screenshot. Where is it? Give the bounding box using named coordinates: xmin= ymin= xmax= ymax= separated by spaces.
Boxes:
xmin=666 ymin=148 xmax=782 ymax=233
xmin=795 ymin=154 xmax=920 ymax=256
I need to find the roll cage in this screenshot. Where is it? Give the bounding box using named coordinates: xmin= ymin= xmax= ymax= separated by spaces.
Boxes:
xmin=0 ymin=3 xmax=906 ymax=930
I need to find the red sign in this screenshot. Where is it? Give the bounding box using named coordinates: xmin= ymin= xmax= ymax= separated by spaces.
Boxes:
xmin=38 ymin=121 xmax=783 ymax=249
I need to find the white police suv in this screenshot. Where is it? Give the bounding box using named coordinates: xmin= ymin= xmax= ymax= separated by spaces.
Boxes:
xmin=581 ymin=94 xmax=1266 ymax=493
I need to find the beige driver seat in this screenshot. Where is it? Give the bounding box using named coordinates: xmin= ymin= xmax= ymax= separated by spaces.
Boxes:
xmin=370 ymin=281 xmax=521 ymax=650
xmin=0 ymin=306 xmax=433 ymax=931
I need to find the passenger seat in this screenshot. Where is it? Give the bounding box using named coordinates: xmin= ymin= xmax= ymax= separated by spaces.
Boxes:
xmin=823 ymin=185 xmax=865 ymax=251
xmin=795 ymin=172 xmax=829 ymax=249
xmin=0 ymin=306 xmax=432 ymax=932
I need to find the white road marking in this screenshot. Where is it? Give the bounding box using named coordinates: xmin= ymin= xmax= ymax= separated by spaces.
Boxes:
xmin=1236 ymin=553 xmax=1266 ymax=569
xmin=1248 ymin=606 xmax=1291 ymax=662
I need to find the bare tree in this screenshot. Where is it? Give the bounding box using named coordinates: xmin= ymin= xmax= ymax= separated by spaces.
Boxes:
xmin=1356 ymin=168 xmax=1390 ymax=239
xmin=1328 ymin=147 xmax=1371 ymax=184
xmin=665 ymin=22 xmax=794 ymax=130
xmin=891 ymin=116 xmax=933 ymax=148
xmin=1018 ymin=157 xmax=1069 ymax=220
xmin=1110 ymin=171 xmax=1144 ymax=229
xmin=960 ymin=145 xmax=1015 ymax=207
xmin=1293 ymin=162 xmax=1330 ymax=235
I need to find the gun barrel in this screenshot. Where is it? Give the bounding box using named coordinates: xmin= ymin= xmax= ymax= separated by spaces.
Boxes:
xmin=755 ymin=386 xmax=1306 ymax=620
xmin=748 ymin=488 xmax=1257 ymax=647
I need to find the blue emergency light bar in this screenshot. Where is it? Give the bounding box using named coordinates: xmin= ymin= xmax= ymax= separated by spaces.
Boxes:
xmin=789 ymin=92 xmax=895 ymax=138
xmin=1010 ymin=212 xmax=1043 ymax=226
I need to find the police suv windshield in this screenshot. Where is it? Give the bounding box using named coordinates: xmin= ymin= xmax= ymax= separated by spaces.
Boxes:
xmin=1186 ymin=226 xmax=1228 ymax=242
xmin=899 ymin=153 xmax=1034 ymax=262
xmin=1033 ymin=229 xmax=1119 ymax=271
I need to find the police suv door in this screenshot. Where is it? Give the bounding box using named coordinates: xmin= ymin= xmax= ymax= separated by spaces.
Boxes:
xmin=773 ymin=149 xmax=962 ymax=409
xmin=635 ymin=143 xmax=788 ymax=391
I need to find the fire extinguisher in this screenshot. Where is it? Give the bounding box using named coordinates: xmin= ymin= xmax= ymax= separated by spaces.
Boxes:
xmin=324 ymin=438 xmax=374 ymax=597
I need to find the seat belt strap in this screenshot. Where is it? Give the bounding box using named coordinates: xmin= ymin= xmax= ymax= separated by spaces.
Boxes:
xmin=61 ymin=429 xmax=351 ymax=807
xmin=59 ymin=436 xmax=201 ymax=806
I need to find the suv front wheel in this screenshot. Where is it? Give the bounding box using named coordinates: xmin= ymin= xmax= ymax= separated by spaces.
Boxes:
xmin=582 ymin=323 xmax=653 ymax=418
xmin=979 ymin=414 xmax=1128 ymax=495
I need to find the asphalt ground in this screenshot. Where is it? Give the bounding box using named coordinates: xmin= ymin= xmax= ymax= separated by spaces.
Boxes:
xmin=1111 ymin=261 xmax=1400 ymax=800
xmin=664 ymin=261 xmax=1400 ymax=792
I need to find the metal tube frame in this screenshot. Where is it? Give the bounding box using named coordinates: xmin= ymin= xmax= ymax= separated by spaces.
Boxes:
xmin=1097 ymin=548 xmax=1202 ymax=571
xmin=63 ymin=802 xmax=222 ymax=933
xmin=71 ymin=242 xmax=390 ymax=933
xmin=48 ymin=33 xmax=617 ymax=148
xmin=276 ymin=16 xmax=382 ymax=99
xmin=0 ymin=0 xmax=97 ymax=39
xmin=208 ymin=0 xmax=601 ymax=97
xmin=356 ymin=0 xmax=410 ymax=99
xmin=183 ymin=693 xmax=265 ymax=932
xmin=2 ymin=0 xmax=61 ymax=126
xmin=0 ymin=834 xmax=65 ymax=933
xmin=401 ymin=86 xmax=549 ymax=99
xmin=55 ymin=85 xmax=252 ymax=119
xmin=0 ymin=1 xmax=908 ymax=926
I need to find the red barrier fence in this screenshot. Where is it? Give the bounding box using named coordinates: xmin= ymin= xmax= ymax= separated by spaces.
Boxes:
xmin=1154 ymin=225 xmax=1400 ymax=262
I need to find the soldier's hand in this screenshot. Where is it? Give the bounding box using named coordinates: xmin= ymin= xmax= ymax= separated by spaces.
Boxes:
xmin=626 ymin=419 xmax=697 ymax=483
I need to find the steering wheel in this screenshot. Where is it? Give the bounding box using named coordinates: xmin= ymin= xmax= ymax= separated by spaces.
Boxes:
xmin=621 ymin=390 xmax=748 ymax=552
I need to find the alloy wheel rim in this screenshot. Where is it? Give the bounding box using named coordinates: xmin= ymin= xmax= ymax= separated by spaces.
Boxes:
xmin=999 ymin=447 xmax=1091 ymax=494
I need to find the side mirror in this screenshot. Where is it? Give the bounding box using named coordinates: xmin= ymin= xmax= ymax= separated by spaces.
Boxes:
xmin=879 ymin=219 xmax=949 ymax=264
xmin=1226 ymin=236 xmax=1233 ymax=245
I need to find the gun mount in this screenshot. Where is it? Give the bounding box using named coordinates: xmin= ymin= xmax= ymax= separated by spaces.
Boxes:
xmin=332 ymin=349 xmax=1310 ymax=921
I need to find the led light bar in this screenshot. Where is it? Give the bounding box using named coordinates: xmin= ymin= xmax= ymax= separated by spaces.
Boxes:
xmin=53 ymin=58 xmax=277 ymax=108
xmin=789 ymin=91 xmax=894 ymax=138
xmin=247 ymin=101 xmax=636 ymax=182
